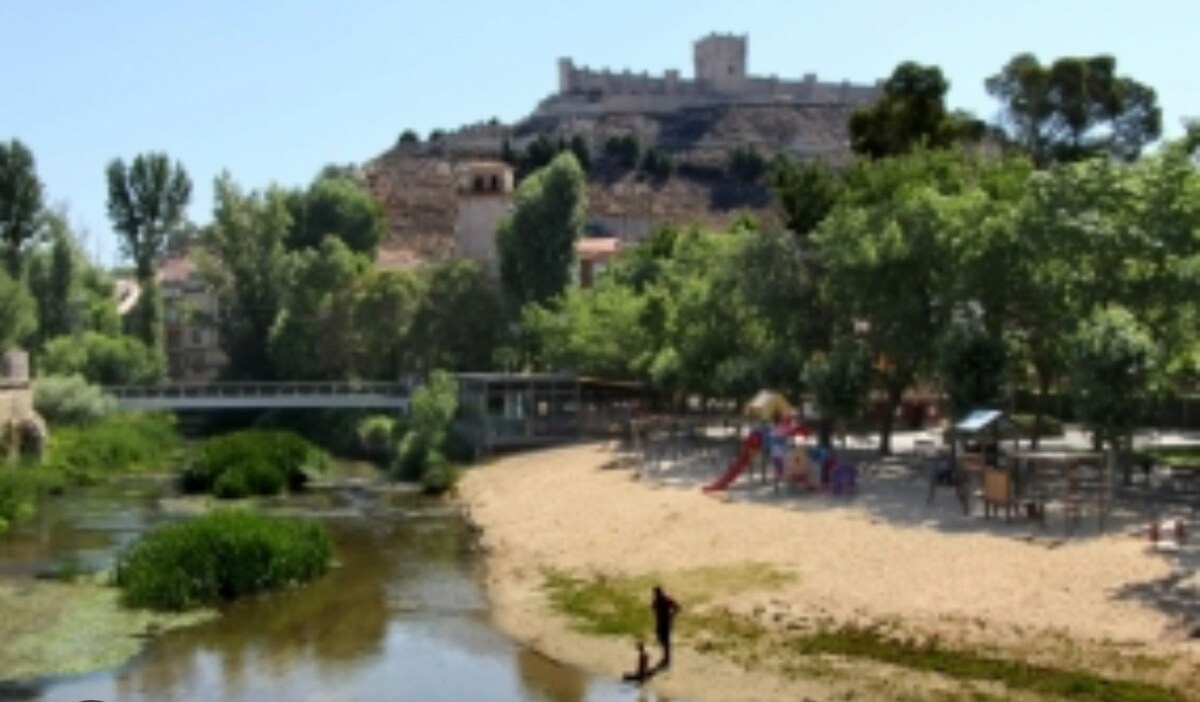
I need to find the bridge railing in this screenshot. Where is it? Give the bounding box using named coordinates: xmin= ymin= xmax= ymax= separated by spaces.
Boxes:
xmin=105 ymin=381 xmax=413 ymax=399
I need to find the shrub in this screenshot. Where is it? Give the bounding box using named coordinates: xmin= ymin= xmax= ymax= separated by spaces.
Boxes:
xmin=42 ymin=413 xmax=179 ymax=481
xmin=33 ymin=374 xmax=116 ymax=425
xmin=356 ymin=414 xmax=398 ymax=461
xmin=115 ymin=510 xmax=332 ymax=610
xmin=419 ymin=454 xmax=461 ymax=495
xmin=40 ymin=331 xmax=165 ymax=386
xmin=182 ymin=429 xmax=329 ymax=498
xmin=390 ymin=371 xmax=461 ymax=494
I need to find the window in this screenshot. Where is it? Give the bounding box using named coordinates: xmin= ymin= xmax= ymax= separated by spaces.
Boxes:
xmin=189 ymin=328 xmax=204 ymax=346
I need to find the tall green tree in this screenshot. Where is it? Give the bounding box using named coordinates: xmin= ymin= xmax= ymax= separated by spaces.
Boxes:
xmin=0 ymin=267 xmax=35 ymax=350
xmin=1069 ymin=306 xmax=1157 ymax=451
xmin=24 ymin=211 xmax=77 ymax=349
xmin=497 ymin=152 xmax=586 ymax=308
xmin=850 ymin=62 xmax=983 ymax=159
xmin=409 ymin=260 xmax=504 ymax=373
xmin=41 ymin=331 xmax=164 ymax=385
xmin=269 ymin=237 xmax=367 ymax=380
xmin=0 ymin=139 xmax=44 ymax=278
xmin=986 ymin=54 xmax=1162 ymax=166
xmin=352 ymin=268 xmax=424 ymax=380
xmin=816 ymin=150 xmax=971 ymax=453
xmin=285 ymin=173 xmax=384 ymax=254
xmin=523 ymin=278 xmax=649 ymax=379
xmin=200 ymin=174 xmax=290 ymax=380
xmin=106 ymin=152 xmax=192 ymax=347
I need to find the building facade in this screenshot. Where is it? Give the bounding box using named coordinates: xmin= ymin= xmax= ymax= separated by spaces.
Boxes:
xmin=158 ymin=256 xmax=227 ymax=382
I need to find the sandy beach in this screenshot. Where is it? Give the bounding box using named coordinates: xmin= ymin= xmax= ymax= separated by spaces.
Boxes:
xmin=460 ymin=441 xmax=1200 ymax=701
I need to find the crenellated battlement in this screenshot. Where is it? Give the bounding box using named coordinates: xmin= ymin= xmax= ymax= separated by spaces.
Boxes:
xmin=541 ymin=33 xmax=880 ymax=117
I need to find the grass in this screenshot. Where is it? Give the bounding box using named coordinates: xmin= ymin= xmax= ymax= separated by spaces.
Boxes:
xmin=543 ymin=567 xmax=1190 ymax=702
xmin=544 ymin=563 xmax=792 ymax=639
xmin=42 ymin=412 xmax=181 ymax=481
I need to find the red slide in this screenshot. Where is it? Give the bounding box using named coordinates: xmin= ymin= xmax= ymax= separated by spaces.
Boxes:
xmin=703 ymin=432 xmax=762 ymax=492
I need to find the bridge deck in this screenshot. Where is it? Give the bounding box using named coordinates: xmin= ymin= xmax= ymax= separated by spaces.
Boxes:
xmin=106 ymin=382 xmax=411 ymax=412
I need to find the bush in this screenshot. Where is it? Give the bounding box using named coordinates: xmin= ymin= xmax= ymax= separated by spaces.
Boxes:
xmin=42 ymin=413 xmax=179 ymax=481
xmin=183 ymin=429 xmax=329 ymax=498
xmin=356 ymin=414 xmax=398 ymax=461
xmin=419 ymin=453 xmax=461 ymax=495
xmin=40 ymin=331 xmax=165 ymax=386
xmin=33 ymin=374 xmax=116 ymax=425
xmin=115 ymin=510 xmax=332 ymax=610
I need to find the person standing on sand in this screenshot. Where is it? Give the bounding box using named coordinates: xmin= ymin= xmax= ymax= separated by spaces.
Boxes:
xmin=651 ymin=585 xmax=680 ymax=668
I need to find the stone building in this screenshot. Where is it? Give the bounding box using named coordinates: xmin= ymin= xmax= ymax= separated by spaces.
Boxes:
xmin=453 ymin=160 xmax=514 ymax=275
xmin=157 ymin=255 xmax=227 ymax=382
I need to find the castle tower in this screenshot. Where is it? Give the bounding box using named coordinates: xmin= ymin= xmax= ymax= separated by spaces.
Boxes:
xmin=694 ymin=33 xmax=747 ymax=92
xmin=454 ymin=160 xmax=514 ymax=275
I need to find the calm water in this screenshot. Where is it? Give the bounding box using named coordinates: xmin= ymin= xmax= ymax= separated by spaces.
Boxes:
xmin=0 ymin=479 xmax=664 ymax=702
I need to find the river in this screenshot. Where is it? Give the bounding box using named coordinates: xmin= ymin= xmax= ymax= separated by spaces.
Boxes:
xmin=0 ymin=477 xmax=661 ymax=702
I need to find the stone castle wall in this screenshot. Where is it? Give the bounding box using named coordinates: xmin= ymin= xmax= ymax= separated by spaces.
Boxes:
xmin=539 ymin=33 xmax=880 ymax=117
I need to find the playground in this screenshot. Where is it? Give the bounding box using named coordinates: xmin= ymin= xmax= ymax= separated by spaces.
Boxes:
xmin=461 ymin=435 xmax=1200 ymax=702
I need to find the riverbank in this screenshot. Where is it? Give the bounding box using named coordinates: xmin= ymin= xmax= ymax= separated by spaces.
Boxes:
xmin=459 ymin=443 xmax=1200 ymax=702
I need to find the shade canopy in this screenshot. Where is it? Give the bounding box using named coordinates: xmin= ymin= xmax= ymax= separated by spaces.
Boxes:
xmin=744 ymin=390 xmax=793 ymax=420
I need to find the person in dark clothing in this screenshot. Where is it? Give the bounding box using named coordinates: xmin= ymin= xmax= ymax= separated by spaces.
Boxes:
xmin=651 ymin=585 xmax=680 ymax=667
xmin=622 ymin=639 xmax=652 ymax=683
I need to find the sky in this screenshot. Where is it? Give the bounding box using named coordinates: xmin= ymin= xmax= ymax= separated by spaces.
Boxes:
xmin=2 ymin=0 xmax=1196 ymax=266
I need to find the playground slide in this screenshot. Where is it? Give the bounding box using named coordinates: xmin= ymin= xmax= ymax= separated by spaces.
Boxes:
xmin=703 ymin=433 xmax=761 ymax=492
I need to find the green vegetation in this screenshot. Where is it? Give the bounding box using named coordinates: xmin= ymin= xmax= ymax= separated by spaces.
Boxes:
xmin=115 ymin=510 xmax=332 ymax=610
xmin=1009 ymin=413 xmax=1064 ymax=439
xmin=1144 ymin=446 xmax=1200 ymax=471
xmin=42 ymin=412 xmax=179 ymax=481
xmin=2 ymin=412 xmax=178 ymax=534
xmin=0 ymin=466 xmax=65 ymax=535
xmin=33 ymin=374 xmax=117 ymax=425
xmin=182 ymin=429 xmax=329 ymax=498
xmin=0 ymin=576 xmax=213 ymax=680
xmin=544 ymin=563 xmax=792 ymax=638
xmin=40 ymin=330 xmax=165 ymax=385
xmin=545 ymin=567 xmax=1186 ymax=702
xmin=392 ymin=370 xmax=462 ymax=494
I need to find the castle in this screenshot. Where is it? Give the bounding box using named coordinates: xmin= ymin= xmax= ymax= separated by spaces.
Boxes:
xmin=535 ymin=33 xmax=881 ymax=117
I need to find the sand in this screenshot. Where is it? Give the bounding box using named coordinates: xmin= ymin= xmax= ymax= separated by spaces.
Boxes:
xmin=460 ymin=442 xmax=1200 ymax=701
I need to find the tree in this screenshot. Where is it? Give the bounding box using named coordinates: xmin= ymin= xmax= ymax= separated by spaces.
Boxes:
xmin=497 ymin=152 xmax=586 ymax=308
xmin=0 ymin=267 xmax=34 ymax=349
xmin=409 ymin=260 xmax=504 ymax=373
xmin=0 ymin=139 xmax=44 ymax=278
xmin=604 ymin=134 xmax=641 ymax=169
xmin=24 ymin=212 xmax=77 ymax=349
xmin=398 ymin=130 xmax=419 ymax=146
xmin=285 ymin=173 xmax=384 ymax=254
xmin=1069 ymin=306 xmax=1157 ymax=451
xmin=41 ymin=331 xmax=165 ymax=385
xmin=816 ymin=150 xmax=970 ymax=453
xmin=805 ymin=338 xmax=872 ymax=444
xmin=200 ymin=174 xmax=290 ymax=380
xmin=986 ymin=53 xmax=1162 ymax=166
xmin=769 ymin=157 xmax=843 ymax=240
xmin=106 ymin=153 xmax=192 ymax=280
xmin=106 ymin=152 xmax=192 ymax=347
xmin=523 ymin=279 xmax=649 ymax=379
xmin=569 ymin=135 xmax=591 ymax=171
xmin=938 ymin=323 xmax=1008 ymax=418
xmin=850 ymin=62 xmax=983 ymax=159
xmin=268 ymin=237 xmax=367 ymax=380
xmin=352 ymin=268 xmax=424 ymax=380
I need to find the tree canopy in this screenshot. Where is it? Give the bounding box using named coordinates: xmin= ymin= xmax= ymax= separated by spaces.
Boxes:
xmin=986 ymin=53 xmax=1162 ymax=166
xmin=850 ymin=62 xmax=983 ymax=159
xmin=0 ymin=139 xmax=44 ymax=278
xmin=497 ymin=152 xmax=586 ymax=308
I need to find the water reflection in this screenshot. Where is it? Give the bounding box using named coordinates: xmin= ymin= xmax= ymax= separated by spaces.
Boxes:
xmin=5 ymin=489 xmax=646 ymax=702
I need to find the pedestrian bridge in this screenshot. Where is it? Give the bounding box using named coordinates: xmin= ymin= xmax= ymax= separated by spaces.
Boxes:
xmin=105 ymin=382 xmax=411 ymax=412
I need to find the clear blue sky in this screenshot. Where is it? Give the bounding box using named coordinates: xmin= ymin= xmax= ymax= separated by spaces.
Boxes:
xmin=2 ymin=1 xmax=1195 ymax=266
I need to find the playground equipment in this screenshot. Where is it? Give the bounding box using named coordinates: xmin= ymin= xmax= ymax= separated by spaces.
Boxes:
xmin=702 ymin=432 xmax=762 ymax=491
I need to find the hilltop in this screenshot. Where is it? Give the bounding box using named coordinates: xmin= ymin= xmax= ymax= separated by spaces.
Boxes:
xmin=364 ymin=34 xmax=879 ymax=265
